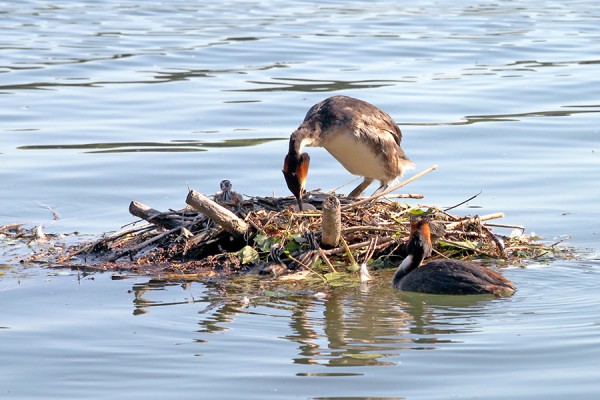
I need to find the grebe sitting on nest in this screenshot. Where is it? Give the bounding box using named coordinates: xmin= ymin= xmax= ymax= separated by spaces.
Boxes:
xmin=282 ymin=95 xmax=414 ymax=210
xmin=393 ymin=217 xmax=516 ymax=296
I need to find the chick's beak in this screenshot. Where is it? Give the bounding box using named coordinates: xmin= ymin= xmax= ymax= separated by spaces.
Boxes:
xmin=282 ymin=152 xmax=310 ymax=210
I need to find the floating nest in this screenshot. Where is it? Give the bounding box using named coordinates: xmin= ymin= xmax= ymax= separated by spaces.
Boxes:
xmin=1 ymin=168 xmax=571 ymax=286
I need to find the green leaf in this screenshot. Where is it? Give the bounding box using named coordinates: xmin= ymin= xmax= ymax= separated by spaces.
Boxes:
xmin=346 ymin=264 xmax=360 ymax=272
xmin=408 ymin=208 xmax=426 ymax=215
xmin=325 ymin=272 xmax=347 ymax=281
xmin=438 ymin=240 xmax=484 ymax=250
xmin=283 ymin=240 xmax=302 ymax=254
xmin=237 ymin=245 xmax=259 ymax=264
xmin=324 ymin=272 xmax=359 ymax=287
xmin=253 ymin=234 xmax=276 ymax=252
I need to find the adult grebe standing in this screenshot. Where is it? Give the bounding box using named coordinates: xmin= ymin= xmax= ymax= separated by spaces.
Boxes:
xmin=282 ymin=95 xmax=414 ymax=210
xmin=393 ymin=216 xmax=516 ymax=296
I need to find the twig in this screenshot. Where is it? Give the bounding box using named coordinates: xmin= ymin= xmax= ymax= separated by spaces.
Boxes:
xmin=245 ymin=216 xmax=268 ymax=236
xmin=342 ymin=226 xmax=402 ymax=234
xmin=443 ymin=191 xmax=482 ymax=212
xmin=38 ymin=203 xmax=60 ymax=221
xmin=431 ymin=247 xmax=450 ymax=259
xmin=57 ymin=225 xmax=152 ymax=262
xmin=549 ymin=235 xmax=572 ymax=248
xmin=415 ymin=204 xmax=462 ymax=221
xmin=341 ymin=165 xmax=438 ymax=211
xmin=318 ymin=249 xmax=337 ymax=273
xmin=484 ymin=222 xmax=526 ymax=231
xmin=322 ymin=236 xmax=394 ymax=256
xmin=110 ymin=226 xmax=183 ymax=262
xmin=445 ymin=229 xmax=485 ymax=238
xmin=287 ymin=254 xmax=327 ymax=282
xmin=21 ymin=246 xmax=57 ymax=263
xmin=340 ymin=236 xmax=358 ymax=267
xmin=481 ymin=224 xmax=506 ymax=258
xmin=327 ymin=176 xmax=361 ymax=194
xmin=382 ymin=193 xmax=424 ymax=199
xmin=446 ymin=212 xmax=504 ymax=230
xmin=440 ymin=239 xmax=499 ymax=259
xmin=532 ymin=251 xmax=550 ymax=260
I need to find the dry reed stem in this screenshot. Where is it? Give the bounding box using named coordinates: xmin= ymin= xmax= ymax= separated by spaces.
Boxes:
xmin=110 ymin=225 xmax=184 ymax=262
xmin=287 ymin=253 xmax=326 ymax=282
xmin=57 ymin=224 xmax=152 ymax=262
xmin=445 ymin=212 xmax=505 ymax=230
xmin=318 ymin=249 xmax=337 ymax=273
xmin=322 ymin=236 xmax=395 ymax=256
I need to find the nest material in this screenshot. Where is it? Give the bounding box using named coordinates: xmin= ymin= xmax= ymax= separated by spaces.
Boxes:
xmin=50 ymin=189 xmax=568 ymax=283
xmin=2 ymin=166 xmax=571 ymax=284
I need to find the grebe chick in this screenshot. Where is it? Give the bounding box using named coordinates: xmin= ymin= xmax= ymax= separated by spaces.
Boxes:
xmin=214 ymin=179 xmax=243 ymax=207
xmin=289 ymin=231 xmax=321 ymax=270
xmin=259 ymin=243 xmax=287 ymax=277
xmin=393 ymin=217 xmax=515 ymax=296
xmin=283 ymin=95 xmax=413 ymax=210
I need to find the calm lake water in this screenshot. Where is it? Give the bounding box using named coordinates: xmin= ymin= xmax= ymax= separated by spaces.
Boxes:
xmin=1 ymin=0 xmax=599 ymax=399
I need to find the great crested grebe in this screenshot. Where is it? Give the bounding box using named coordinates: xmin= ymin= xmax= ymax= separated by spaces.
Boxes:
xmin=283 ymin=95 xmax=414 ymax=210
xmin=393 ymin=217 xmax=516 ymax=296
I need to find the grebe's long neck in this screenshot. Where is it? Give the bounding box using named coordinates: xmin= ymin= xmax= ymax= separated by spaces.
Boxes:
xmin=392 ymin=253 xmax=423 ymax=288
xmin=288 ymin=133 xmax=301 ymax=156
xmin=289 ymin=127 xmax=321 ymax=155
xmin=392 ymin=222 xmax=432 ymax=288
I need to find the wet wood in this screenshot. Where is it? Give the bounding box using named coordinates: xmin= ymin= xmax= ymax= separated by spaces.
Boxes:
xmin=110 ymin=225 xmax=183 ymax=262
xmin=185 ymin=189 xmax=248 ymax=236
xmin=129 ymin=200 xmax=185 ymax=230
xmin=321 ymin=195 xmax=341 ymax=248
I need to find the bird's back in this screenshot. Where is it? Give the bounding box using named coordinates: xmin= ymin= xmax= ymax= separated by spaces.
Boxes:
xmin=397 ymin=259 xmax=515 ymax=296
xmin=297 ymin=96 xmax=412 ymax=182
xmin=301 ymin=95 xmax=402 ymax=146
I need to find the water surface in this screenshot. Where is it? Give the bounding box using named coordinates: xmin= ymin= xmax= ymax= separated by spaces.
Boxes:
xmin=1 ymin=1 xmax=599 ymax=399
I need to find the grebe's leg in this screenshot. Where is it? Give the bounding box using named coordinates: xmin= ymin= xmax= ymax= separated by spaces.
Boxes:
xmin=348 ymin=177 xmax=374 ymax=198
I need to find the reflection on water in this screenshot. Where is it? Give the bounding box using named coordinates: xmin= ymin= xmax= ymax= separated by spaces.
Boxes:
xmin=129 ymin=275 xmax=502 ymax=369
xmin=17 ymin=138 xmax=285 ymax=153
xmin=229 ymin=78 xmax=399 ymax=93
xmin=1 ymin=262 xmax=599 ymax=399
xmin=408 ymin=104 xmax=600 ymax=126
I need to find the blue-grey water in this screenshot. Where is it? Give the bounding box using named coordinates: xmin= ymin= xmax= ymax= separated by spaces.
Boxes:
xmin=1 ymin=1 xmax=599 ymax=399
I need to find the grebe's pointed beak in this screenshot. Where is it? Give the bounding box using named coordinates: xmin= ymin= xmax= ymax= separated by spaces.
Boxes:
xmin=283 ymin=152 xmax=310 ymax=210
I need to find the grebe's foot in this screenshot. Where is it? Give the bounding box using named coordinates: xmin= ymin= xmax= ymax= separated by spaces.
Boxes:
xmin=359 ymin=237 xmax=377 ymax=283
